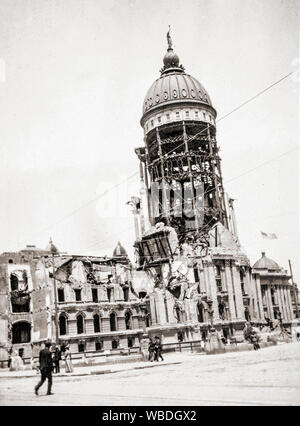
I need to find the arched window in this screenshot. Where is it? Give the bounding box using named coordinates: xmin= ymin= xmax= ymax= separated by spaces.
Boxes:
xmin=110 ymin=313 xmax=117 ymax=332
xmin=197 ymin=303 xmax=204 ymax=323
xmin=125 ymin=311 xmax=132 ymax=330
xmin=12 ymin=321 xmax=31 ymax=344
xmin=10 ymin=273 xmax=19 ymax=291
xmin=93 ymin=314 xmax=100 ymax=333
xmin=59 ymin=314 xmax=67 ymax=336
xmin=77 ymin=314 xmax=84 ymax=334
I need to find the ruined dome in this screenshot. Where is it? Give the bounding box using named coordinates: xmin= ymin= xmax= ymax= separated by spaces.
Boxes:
xmin=253 ymin=252 xmax=281 ymax=271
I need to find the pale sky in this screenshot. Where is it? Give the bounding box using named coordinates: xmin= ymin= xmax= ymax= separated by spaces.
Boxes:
xmin=0 ymin=0 xmax=299 ymax=281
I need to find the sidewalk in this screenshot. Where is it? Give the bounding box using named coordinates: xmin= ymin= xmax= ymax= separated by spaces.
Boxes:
xmin=0 ymin=352 xmax=197 ymax=379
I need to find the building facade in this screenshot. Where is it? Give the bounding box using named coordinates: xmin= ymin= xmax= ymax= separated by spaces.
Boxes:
xmin=0 ymin=34 xmax=298 ymax=365
xmin=131 ymin=32 xmax=298 ymax=345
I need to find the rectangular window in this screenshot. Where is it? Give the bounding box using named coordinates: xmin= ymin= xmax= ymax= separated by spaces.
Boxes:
xmin=151 ymin=119 xmax=154 ymax=127
xmin=78 ymin=343 xmax=85 ymax=353
xmin=185 ymin=111 xmax=189 ymax=118
xmin=107 ymin=288 xmax=112 ymax=302
xmin=195 ymin=111 xmax=199 ymax=118
xmin=176 ymin=111 xmax=180 ymax=119
xmin=75 ymin=289 xmax=82 ymax=301
xmin=127 ymin=337 xmax=133 ymax=348
xmin=123 ymin=287 xmax=129 ymax=302
xmin=216 ymin=278 xmax=222 ymax=292
xmin=58 ymin=289 xmax=65 ymax=303
xmin=92 ymin=288 xmax=98 ymax=303
xmin=166 ymin=113 xmax=170 ymax=120
xmin=95 ymin=341 xmax=102 ymax=351
xmin=158 ymin=116 xmax=161 ymax=123
xmin=112 ymin=339 xmax=119 ymax=349
xmin=193 ymin=267 xmax=199 ymax=283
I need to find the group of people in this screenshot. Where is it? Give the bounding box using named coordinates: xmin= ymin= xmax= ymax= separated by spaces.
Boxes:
xmin=148 ymin=336 xmax=164 ymax=362
xmin=34 ymin=342 xmax=73 ymax=396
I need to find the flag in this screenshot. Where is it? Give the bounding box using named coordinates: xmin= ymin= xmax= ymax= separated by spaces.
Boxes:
xmin=261 ymin=231 xmax=278 ymax=240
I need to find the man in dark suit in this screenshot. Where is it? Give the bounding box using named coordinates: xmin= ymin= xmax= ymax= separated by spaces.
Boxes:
xmin=34 ymin=341 xmax=54 ymax=396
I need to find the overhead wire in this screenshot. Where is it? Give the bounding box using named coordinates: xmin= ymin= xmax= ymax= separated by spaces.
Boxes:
xmin=29 ymin=68 xmax=299 ymax=249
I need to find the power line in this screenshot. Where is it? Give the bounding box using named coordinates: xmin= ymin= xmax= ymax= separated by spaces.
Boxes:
xmin=30 ymin=68 xmax=299 ymax=242
xmin=31 ymin=171 xmax=138 ymax=239
xmin=217 ymin=70 xmax=299 ymax=123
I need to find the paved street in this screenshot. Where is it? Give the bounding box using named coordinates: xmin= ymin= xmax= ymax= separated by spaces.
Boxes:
xmin=0 ymin=343 xmax=300 ymax=406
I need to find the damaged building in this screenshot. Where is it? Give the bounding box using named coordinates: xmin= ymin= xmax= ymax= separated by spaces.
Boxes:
xmin=0 ymin=242 xmax=155 ymax=363
xmin=0 ymin=34 xmax=299 ymax=365
xmin=130 ymin=32 xmax=298 ymax=344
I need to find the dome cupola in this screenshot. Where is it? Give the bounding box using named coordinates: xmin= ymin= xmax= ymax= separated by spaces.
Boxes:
xmin=253 ymin=252 xmax=281 ymax=271
xmin=141 ymin=29 xmax=216 ymax=132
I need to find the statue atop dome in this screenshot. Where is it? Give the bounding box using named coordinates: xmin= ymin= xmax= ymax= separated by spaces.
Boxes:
xmin=167 ymin=25 xmax=173 ymax=50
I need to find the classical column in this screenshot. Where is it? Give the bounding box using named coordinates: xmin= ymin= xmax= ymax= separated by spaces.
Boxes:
xmin=207 ymin=260 xmax=220 ymax=321
xmin=286 ymin=288 xmax=294 ymax=320
xmin=224 ymin=260 xmax=236 ymax=320
xmin=155 ymin=290 xmax=167 ymax=325
xmin=149 ymin=293 xmax=157 ymax=325
xmin=247 ymin=272 xmax=258 ymax=320
xmin=198 ymin=260 xmax=207 ymax=294
xmin=284 ymin=287 xmax=293 ymax=321
xmin=254 ymin=274 xmax=265 ymax=321
xmin=277 ymin=286 xmax=285 ymax=320
xmin=232 ymin=263 xmax=245 ymax=320
xmin=267 ymin=287 xmax=274 ymax=320
xmin=203 ymin=261 xmax=211 ymax=298
xmin=279 ymin=287 xmax=288 ymax=321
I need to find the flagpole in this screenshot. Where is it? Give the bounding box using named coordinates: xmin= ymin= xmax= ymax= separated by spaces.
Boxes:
xmin=288 ymin=259 xmax=299 ymax=319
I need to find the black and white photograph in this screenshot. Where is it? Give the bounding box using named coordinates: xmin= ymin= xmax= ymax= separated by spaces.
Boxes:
xmin=0 ymin=0 xmax=299 ymax=409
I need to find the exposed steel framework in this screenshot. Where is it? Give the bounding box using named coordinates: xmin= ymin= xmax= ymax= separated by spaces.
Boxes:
xmin=137 ymin=119 xmax=228 ymax=239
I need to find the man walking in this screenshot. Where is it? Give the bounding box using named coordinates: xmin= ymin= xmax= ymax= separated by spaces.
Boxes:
xmin=34 ymin=341 xmax=54 ymax=396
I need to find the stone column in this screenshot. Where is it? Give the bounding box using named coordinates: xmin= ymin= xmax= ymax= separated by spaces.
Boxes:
xmin=284 ymin=288 xmax=292 ymax=320
xmin=267 ymin=287 xmax=274 ymax=320
xmin=154 ymin=290 xmax=167 ymax=325
xmin=286 ymin=288 xmax=294 ymax=320
xmin=202 ymin=261 xmax=211 ymax=298
xmin=232 ymin=263 xmax=245 ymax=320
xmin=254 ymin=274 xmax=264 ymax=321
xmin=207 ymin=261 xmax=220 ymax=322
xmin=277 ymin=286 xmax=284 ymax=320
xmin=198 ymin=260 xmax=206 ymax=294
xmin=224 ymin=260 xmax=236 ymax=321
xmin=247 ymin=272 xmax=258 ymax=320
xmin=278 ymin=286 xmax=288 ymax=321
xmin=149 ymin=293 xmax=157 ymax=325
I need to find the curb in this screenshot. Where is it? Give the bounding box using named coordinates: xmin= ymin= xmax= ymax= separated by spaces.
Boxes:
xmin=0 ymin=361 xmax=183 ymax=380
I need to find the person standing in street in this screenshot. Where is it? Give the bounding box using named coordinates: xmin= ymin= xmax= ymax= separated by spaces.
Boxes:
xmin=148 ymin=338 xmax=155 ymax=362
xmin=154 ymin=336 xmax=164 ymax=362
xmin=53 ymin=346 xmax=61 ymax=374
xmin=64 ymin=345 xmax=74 ymax=373
xmin=34 ymin=342 xmax=54 ymax=396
